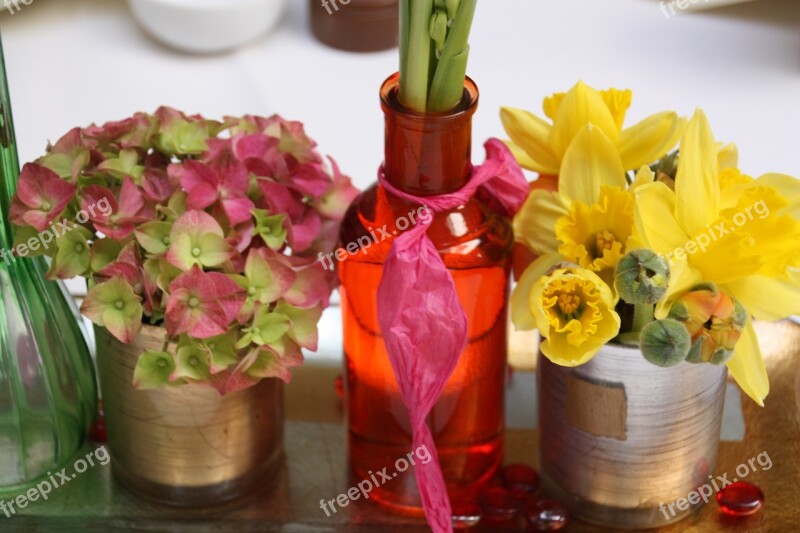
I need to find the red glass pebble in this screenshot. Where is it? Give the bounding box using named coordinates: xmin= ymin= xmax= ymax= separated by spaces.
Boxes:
xmin=89 ymin=419 xmax=107 ymax=443
xmin=716 ymin=481 xmax=764 ymax=517
xmin=334 ymin=374 xmax=344 ymax=398
xmin=480 ymin=487 xmax=520 ymax=523
xmin=89 ymin=401 xmax=107 ymax=443
xmin=451 ymin=501 xmax=482 ymax=529
xmin=500 ymin=463 xmax=540 ymax=495
xmin=525 ymin=499 xmax=568 ymax=531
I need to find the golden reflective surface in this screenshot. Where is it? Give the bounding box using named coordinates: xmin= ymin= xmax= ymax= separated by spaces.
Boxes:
xmin=96 ymin=325 xmax=284 ymax=507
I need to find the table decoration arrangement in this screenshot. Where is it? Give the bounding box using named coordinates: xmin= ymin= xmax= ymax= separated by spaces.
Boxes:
xmin=506 ymin=82 xmax=799 ymax=527
xmin=8 ymin=107 xmax=358 ymax=505
xmin=339 ymin=1 xmax=529 ymax=531
xmin=0 ymin=41 xmax=97 ymax=496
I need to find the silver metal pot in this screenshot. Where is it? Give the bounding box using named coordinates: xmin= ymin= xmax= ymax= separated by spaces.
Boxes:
xmin=538 ymin=343 xmax=728 ymax=528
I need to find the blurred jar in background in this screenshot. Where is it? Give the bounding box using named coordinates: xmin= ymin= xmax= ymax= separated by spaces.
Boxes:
xmin=129 ymin=0 xmax=288 ymax=54
xmin=310 ymin=0 xmax=399 ymax=52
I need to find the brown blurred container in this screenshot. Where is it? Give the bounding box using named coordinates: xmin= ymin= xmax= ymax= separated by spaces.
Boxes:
xmin=309 ymin=0 xmax=398 ymax=52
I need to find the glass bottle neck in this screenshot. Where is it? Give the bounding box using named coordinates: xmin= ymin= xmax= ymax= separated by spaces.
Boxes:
xmin=380 ymin=73 xmax=478 ymax=197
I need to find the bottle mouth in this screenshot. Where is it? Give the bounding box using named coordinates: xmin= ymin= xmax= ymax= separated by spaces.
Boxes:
xmin=379 ymin=72 xmax=479 ymax=122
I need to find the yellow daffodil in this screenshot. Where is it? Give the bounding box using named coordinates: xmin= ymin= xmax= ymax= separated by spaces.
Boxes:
xmin=634 ymin=110 xmax=800 ymax=406
xmin=501 ymin=81 xmax=684 ymax=175
xmin=512 ymin=253 xmax=620 ymax=366
xmin=513 ymin=125 xmax=639 ymax=293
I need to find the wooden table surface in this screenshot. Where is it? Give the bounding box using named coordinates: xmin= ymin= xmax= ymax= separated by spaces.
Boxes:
xmin=6 ymin=321 xmax=799 ymax=532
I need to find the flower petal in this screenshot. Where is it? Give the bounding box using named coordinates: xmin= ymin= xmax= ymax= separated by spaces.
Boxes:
xmin=755 ymin=173 xmax=800 ymax=219
xmin=559 ymin=125 xmax=626 ymax=205
xmin=317 ymin=157 xmax=359 ymax=220
xmin=244 ymin=247 xmax=297 ymax=303
xmin=675 ymin=110 xmax=720 ymax=236
xmin=284 ymin=263 xmax=331 ymax=309
xmin=726 ymin=273 xmax=800 ymax=321
xmin=499 ymin=107 xmax=560 ymax=174
xmin=502 ymin=140 xmax=540 ymax=172
xmin=170 ymin=210 xmax=225 ymax=240
xmin=117 ymin=177 xmax=145 ymax=219
xmin=634 ymin=181 xmax=691 ymax=254
xmin=619 ymin=112 xmax=684 ymax=170
xmin=81 ymin=277 xmax=142 ymax=343
xmin=726 ymin=318 xmax=768 ymax=407
xmin=654 ymin=255 xmax=703 ymax=319
xmin=274 ymin=301 xmax=324 ymax=351
xmin=133 ymin=350 xmax=175 ymax=390
xmin=206 ymin=272 xmax=246 ymax=323
xmin=549 ymin=81 xmax=620 ymax=160
xmin=511 ymin=253 xmax=561 ymax=331
xmin=198 ymin=233 xmax=232 ymax=267
xmin=718 ymin=142 xmax=739 ymax=170
xmin=599 ymin=88 xmax=632 ymax=130
xmin=222 ymin=195 xmax=256 ymax=227
xmin=513 ymin=189 xmax=569 ymax=256
xmin=13 ymin=164 xmax=77 ymax=231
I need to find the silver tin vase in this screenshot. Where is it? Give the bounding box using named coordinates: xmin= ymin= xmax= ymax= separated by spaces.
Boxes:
xmin=538 ymin=342 xmax=728 ymax=528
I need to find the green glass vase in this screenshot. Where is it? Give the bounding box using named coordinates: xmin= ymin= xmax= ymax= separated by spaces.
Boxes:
xmin=0 ymin=39 xmax=97 ymax=494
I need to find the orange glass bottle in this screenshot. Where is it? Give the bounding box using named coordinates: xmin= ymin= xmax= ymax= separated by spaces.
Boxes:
xmin=339 ymin=73 xmax=513 ymax=514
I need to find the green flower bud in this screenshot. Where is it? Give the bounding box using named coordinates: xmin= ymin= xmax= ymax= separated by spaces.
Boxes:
xmin=430 ymin=9 xmax=449 ymax=57
xmin=445 ymin=0 xmax=461 ymax=19
xmin=615 ymin=249 xmax=670 ymax=305
xmin=640 ymin=318 xmax=691 ymax=368
xmin=650 ymin=150 xmax=680 ymax=182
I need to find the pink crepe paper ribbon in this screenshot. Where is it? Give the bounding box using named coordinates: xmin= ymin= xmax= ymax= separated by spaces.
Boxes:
xmin=376 ymin=139 xmax=528 ymax=533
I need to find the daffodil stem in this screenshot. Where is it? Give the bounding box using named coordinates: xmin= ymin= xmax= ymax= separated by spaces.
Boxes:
xmin=632 ymin=303 xmax=655 ymax=337
xmin=398 ymin=0 xmax=477 ymax=113
xmin=428 ymin=0 xmax=477 ymax=113
xmin=616 ymin=331 xmax=641 ymax=347
xmin=399 ymin=0 xmax=433 ymax=112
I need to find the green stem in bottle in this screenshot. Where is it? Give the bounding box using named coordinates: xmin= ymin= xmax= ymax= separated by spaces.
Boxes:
xmin=399 ymin=0 xmax=434 ymax=112
xmin=427 ymin=0 xmax=476 ymax=113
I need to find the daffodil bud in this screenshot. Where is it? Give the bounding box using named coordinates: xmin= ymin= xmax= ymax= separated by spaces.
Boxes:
xmin=668 ymin=285 xmax=747 ymax=365
xmin=615 ymin=249 xmax=669 ymax=305
xmin=640 ymin=318 xmax=691 ymax=368
xmin=651 ymin=150 xmax=679 ymax=181
xmin=430 ymin=9 xmax=449 ymax=58
xmin=685 ymin=335 xmax=735 ymax=366
xmin=445 ymin=0 xmax=461 ymax=19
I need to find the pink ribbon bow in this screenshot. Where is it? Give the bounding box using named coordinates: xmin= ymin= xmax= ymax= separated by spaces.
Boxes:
xmin=377 ymin=139 xmax=528 ymax=533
